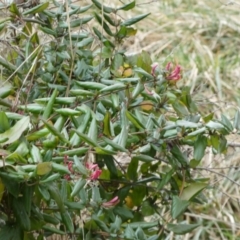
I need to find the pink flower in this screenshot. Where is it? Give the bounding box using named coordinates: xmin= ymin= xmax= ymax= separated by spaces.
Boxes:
xmin=151 ymin=62 xmax=159 ymax=77
xmin=102 ymin=196 xmax=120 ymax=208
xmin=86 ymin=163 xmax=102 ymax=180
xmin=165 ymin=62 xmax=181 ymax=82
xmin=90 ymin=168 xmax=102 ymax=180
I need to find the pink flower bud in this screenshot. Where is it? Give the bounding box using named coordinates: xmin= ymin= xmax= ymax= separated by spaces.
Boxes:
xmin=102 ymin=196 xmax=120 ymax=208
xmin=165 ymin=62 xmax=181 ymax=82
xmin=90 ymin=168 xmax=102 ymax=180
xmin=151 ymin=62 xmax=159 ymax=77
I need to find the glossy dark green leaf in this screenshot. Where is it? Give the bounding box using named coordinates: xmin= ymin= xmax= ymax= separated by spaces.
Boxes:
xmin=94 ymin=12 xmax=114 ymax=36
xmin=102 ymin=137 xmax=128 ymax=152
xmin=92 ymin=0 xmax=114 ymax=13
xmin=12 ymin=197 xmax=31 ymax=230
xmin=157 ymin=168 xmax=175 ymax=190
xmin=127 ymin=158 xmax=138 ymax=181
xmin=171 ymin=195 xmax=189 ymax=219
xmin=73 ymin=129 xmax=99 ymax=147
xmin=23 ymin=2 xmax=49 ymax=15
xmin=117 ymin=1 xmax=135 ymax=11
xmin=92 ymin=215 xmax=109 ymax=232
xmin=42 ymin=225 xmax=65 ymax=235
xmin=41 ymin=118 xmax=68 ymax=144
xmin=0 ymin=223 xmax=23 ymax=240
xmin=171 ymin=146 xmax=188 ymax=167
xmin=9 ymin=3 xmax=21 ymax=16
xmin=0 ymin=86 xmax=14 ymax=99
xmin=48 ymin=184 xmax=65 ymax=212
xmin=61 ymin=211 xmax=74 ymax=233
xmin=167 ymin=223 xmax=200 ymax=234
xmin=71 ymin=178 xmax=86 ymax=197
xmin=103 ymin=155 xmax=118 ymax=178
xmin=0 ymin=111 xmax=10 ymax=133
xmin=180 ymin=182 xmax=208 ymax=201
xmin=121 ymin=13 xmax=150 ymax=26
xmin=126 ymin=110 xmax=145 ymax=130
xmin=0 ymin=116 xmax=30 ymax=145
xmin=194 ymin=135 xmax=207 ymax=161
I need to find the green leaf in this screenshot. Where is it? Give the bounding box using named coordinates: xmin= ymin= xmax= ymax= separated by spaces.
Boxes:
xmin=180 ymin=182 xmax=208 ymax=201
xmin=194 ymin=135 xmax=207 ymax=161
xmin=48 ymin=184 xmax=65 ymax=212
xmin=123 ymin=221 xmax=158 ymax=229
xmin=71 ymin=178 xmax=86 ymax=197
xmin=103 ymin=155 xmax=118 ymax=178
xmin=23 ymin=2 xmax=49 ymax=15
xmin=92 ymin=215 xmax=109 ymax=232
xmin=171 ymin=146 xmax=188 ymax=167
xmin=167 ymin=223 xmax=200 ymax=235
xmin=187 ymin=127 xmax=206 ymax=137
xmin=114 ymin=206 xmax=134 ymax=219
xmin=36 ymin=162 xmax=52 ymax=176
xmin=12 ymin=198 xmax=31 ymax=231
xmin=0 ymin=86 xmax=14 ymax=99
xmin=127 ymin=158 xmax=138 ymax=181
xmin=9 ymin=3 xmax=21 ymax=16
xmin=0 ymin=56 xmax=17 ymax=72
xmin=61 ymin=211 xmax=74 ymax=233
xmin=234 ymin=109 xmax=240 ymax=130
xmin=73 ymin=129 xmax=99 ymax=147
xmin=100 ymin=83 xmax=125 ymax=93
xmin=0 ymin=116 xmax=30 ymax=145
xmin=0 ymin=223 xmax=23 ymax=240
xmin=102 ymin=137 xmax=128 ymax=152
xmin=121 ymin=13 xmax=150 ymax=26
xmin=157 ymin=168 xmax=175 ymax=190
xmin=171 ymin=195 xmax=189 ymax=219
xmin=176 ymin=120 xmax=201 ymax=128
xmin=125 ymin=225 xmax=135 ymax=239
xmin=60 ymin=147 xmax=88 ymax=156
xmin=0 ymin=111 xmax=10 ymax=133
xmin=0 ymin=173 xmax=19 ymax=197
xmin=73 ymin=155 xmax=88 ymax=175
xmin=42 ymin=89 xmax=57 ymax=120
xmin=132 ymin=154 xmax=155 ymax=163
xmin=42 ymin=225 xmax=65 ymax=235
xmin=70 ymin=110 xmax=91 ymax=146
xmin=126 ymin=111 xmax=145 ymax=130
xmin=221 ymin=114 xmax=233 ymax=132
xmin=92 ymin=0 xmax=114 ymax=13
xmin=42 ymin=213 xmax=60 ymax=225
xmin=172 ymin=100 xmax=189 ymax=117
xmin=117 ymin=1 xmax=135 ymax=11
xmin=206 ymin=120 xmax=225 ymax=130
xmin=134 ymin=67 xmax=153 ymax=79
xmin=39 ymin=173 xmax=61 ymax=184
xmin=41 ymin=118 xmax=68 ymax=144
xmin=103 ymin=111 xmax=112 ymax=137
xmin=75 ymin=81 xmax=106 ymax=90
xmin=38 ymin=185 xmax=50 ymax=201
xmin=94 ymin=12 xmax=114 ymax=36
xmin=55 ymin=108 xmax=82 ymax=116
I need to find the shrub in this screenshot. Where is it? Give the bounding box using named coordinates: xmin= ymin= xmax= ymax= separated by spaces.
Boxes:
xmin=0 ymin=0 xmax=236 ymax=239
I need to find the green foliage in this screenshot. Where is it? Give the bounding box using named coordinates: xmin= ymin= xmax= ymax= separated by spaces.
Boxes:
xmin=0 ymin=0 xmax=235 ymax=239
